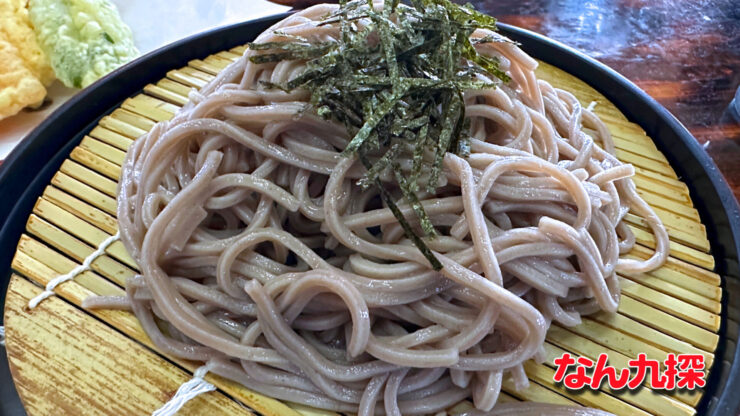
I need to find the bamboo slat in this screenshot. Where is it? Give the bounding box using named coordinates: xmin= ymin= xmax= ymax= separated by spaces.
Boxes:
xmin=2 ymin=43 xmax=723 ymax=416
xmin=9 ymin=240 xmax=320 ymax=416
xmin=3 ymin=276 xmax=251 ymax=416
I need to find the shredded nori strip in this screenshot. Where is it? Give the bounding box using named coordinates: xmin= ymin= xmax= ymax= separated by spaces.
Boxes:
xmin=360 ymin=153 xmax=444 ymax=271
xmin=249 ymin=0 xmax=509 ymax=270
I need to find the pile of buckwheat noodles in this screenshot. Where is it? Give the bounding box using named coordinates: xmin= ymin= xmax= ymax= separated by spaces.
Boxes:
xmin=101 ymin=2 xmax=669 ymax=415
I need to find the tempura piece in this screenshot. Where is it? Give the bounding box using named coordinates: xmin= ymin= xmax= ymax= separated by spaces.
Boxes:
xmin=29 ymin=0 xmax=139 ymax=88
xmin=0 ymin=0 xmax=54 ymax=119
xmin=0 ymin=35 xmax=46 ymax=119
xmin=0 ymin=0 xmax=54 ymax=85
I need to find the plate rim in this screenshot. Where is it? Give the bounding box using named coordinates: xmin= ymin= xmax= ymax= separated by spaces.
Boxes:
xmin=1 ymin=13 xmax=738 ymax=416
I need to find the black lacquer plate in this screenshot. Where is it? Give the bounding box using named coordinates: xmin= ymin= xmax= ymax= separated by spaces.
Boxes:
xmin=1 ymin=12 xmax=738 ymax=416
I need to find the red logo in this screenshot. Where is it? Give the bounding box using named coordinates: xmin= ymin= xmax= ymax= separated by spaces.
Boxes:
xmin=552 ymin=352 xmax=706 ymax=390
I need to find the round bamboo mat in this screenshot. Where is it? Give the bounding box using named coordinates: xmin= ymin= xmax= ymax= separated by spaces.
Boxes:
xmin=2 ymin=42 xmax=722 ymax=416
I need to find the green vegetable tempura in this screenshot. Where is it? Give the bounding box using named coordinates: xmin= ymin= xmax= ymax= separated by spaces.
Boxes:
xmin=29 ymin=0 xmax=139 ymax=88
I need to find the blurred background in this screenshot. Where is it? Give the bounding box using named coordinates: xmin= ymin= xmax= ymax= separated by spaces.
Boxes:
xmin=466 ymin=0 xmax=740 ymax=196
xmin=0 ymin=0 xmax=290 ymax=160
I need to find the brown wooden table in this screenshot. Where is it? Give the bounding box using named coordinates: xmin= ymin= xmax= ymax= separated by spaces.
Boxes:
xmin=474 ymin=0 xmax=740 ymax=200
xmin=278 ymin=0 xmax=740 ymax=201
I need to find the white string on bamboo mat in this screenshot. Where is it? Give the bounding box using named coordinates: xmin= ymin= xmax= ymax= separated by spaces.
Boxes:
xmin=153 ymin=364 xmax=216 ymax=416
xmin=0 ymin=326 xmax=5 ymax=346
xmin=28 ymin=232 xmax=120 ymax=309
xmin=586 ymin=101 xmax=598 ymax=112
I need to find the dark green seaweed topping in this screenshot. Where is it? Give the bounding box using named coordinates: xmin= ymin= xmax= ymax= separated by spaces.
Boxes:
xmin=249 ymin=0 xmax=510 ymax=270
xmin=247 ymin=41 xmax=336 ymax=64
xmin=360 ymin=152 xmax=444 ymax=271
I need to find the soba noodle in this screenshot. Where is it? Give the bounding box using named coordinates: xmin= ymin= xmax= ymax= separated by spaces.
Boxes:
xmin=106 ymin=2 xmax=669 ymax=414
